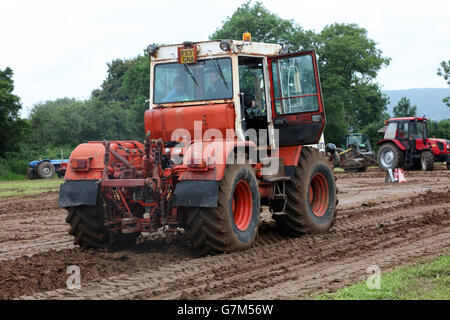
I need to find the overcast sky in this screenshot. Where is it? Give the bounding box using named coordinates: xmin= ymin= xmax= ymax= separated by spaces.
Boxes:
xmin=1 ymin=0 xmax=449 ymax=117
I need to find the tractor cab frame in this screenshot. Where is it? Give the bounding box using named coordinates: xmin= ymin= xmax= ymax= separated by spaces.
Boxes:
xmin=147 ymin=40 xmax=325 ymax=150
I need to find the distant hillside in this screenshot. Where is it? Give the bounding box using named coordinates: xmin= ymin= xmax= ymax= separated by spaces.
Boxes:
xmin=383 ymin=88 xmax=450 ymax=121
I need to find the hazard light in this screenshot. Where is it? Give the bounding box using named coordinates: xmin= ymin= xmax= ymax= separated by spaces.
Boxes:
xmin=243 ymin=32 xmax=251 ymax=43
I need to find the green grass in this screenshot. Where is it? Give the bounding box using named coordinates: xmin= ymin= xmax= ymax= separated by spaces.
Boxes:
xmin=315 ymin=254 xmax=450 ymax=300
xmin=0 ymin=178 xmax=64 ymax=197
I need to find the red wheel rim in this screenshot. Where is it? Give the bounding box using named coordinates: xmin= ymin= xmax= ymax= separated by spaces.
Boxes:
xmin=309 ymin=172 xmax=329 ymax=217
xmin=233 ymin=180 xmax=253 ymax=231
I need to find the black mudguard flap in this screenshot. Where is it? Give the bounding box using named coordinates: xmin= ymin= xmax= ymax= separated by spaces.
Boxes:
xmin=173 ymin=180 xmax=219 ymax=207
xmin=59 ymin=180 xmax=98 ymax=208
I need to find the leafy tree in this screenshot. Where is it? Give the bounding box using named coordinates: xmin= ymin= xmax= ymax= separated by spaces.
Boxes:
xmin=210 ymin=1 xmax=314 ymax=51
xmin=314 ymin=23 xmax=391 ymax=139
xmin=28 ymin=98 xmax=88 ymax=148
xmin=393 ymin=97 xmax=417 ymax=117
xmin=91 ymin=54 xmax=150 ymax=138
xmin=92 ymin=58 xmax=137 ymax=104
xmin=428 ymin=119 xmax=450 ymax=139
xmin=437 ymin=60 xmax=450 ymax=107
xmin=0 ymin=67 xmax=28 ymax=156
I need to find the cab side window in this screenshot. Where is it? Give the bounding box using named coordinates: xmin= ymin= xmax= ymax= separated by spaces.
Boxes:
xmin=271 ymin=54 xmax=319 ymax=115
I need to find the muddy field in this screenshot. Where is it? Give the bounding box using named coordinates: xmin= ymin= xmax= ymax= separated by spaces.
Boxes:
xmin=0 ymin=166 xmax=449 ymax=300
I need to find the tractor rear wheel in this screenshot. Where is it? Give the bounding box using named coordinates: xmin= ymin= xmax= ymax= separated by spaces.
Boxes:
xmin=37 ymin=162 xmax=55 ymax=179
xmin=274 ymin=147 xmax=337 ymax=235
xmin=447 ymin=162 xmax=450 ymax=170
xmin=183 ymin=163 xmax=260 ymax=255
xmin=420 ymin=151 xmax=434 ymax=171
xmin=377 ymin=143 xmax=404 ymax=171
xmin=65 ymin=201 xmax=139 ymax=250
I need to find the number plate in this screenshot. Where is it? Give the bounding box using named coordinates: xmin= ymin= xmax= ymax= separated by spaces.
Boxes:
xmin=178 ymin=47 xmax=197 ymax=64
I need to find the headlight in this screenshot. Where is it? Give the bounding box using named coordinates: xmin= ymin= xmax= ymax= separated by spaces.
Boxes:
xmin=146 ymin=44 xmax=158 ymax=56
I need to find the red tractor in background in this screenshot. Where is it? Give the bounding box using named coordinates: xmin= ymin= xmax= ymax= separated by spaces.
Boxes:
xmin=377 ymin=117 xmax=450 ymax=171
xmin=59 ymin=36 xmax=338 ymax=254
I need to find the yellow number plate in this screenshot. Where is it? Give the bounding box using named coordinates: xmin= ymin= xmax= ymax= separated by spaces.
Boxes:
xmin=179 ymin=48 xmax=196 ymax=64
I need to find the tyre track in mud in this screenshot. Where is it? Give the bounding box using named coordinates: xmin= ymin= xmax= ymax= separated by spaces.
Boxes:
xmin=1 ymin=168 xmax=448 ymax=261
xmin=336 ymin=168 xmax=449 ymax=210
xmin=0 ymin=192 xmax=74 ymax=261
xmin=15 ymin=188 xmax=449 ymax=300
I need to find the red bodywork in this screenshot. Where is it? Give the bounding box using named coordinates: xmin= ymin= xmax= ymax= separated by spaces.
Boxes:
xmin=377 ymin=117 xmax=450 ymax=158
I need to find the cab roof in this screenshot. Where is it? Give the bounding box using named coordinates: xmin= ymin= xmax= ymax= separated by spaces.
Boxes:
xmin=388 ymin=117 xmax=427 ymax=122
xmin=151 ymin=40 xmax=283 ymax=62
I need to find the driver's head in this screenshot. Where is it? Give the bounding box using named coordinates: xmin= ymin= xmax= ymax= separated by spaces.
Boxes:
xmin=174 ymin=76 xmax=185 ymax=91
xmin=243 ymin=93 xmax=255 ymax=108
xmin=206 ymin=70 xmax=219 ymax=82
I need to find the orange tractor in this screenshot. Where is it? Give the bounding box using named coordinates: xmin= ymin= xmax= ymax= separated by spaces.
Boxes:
xmin=59 ymin=36 xmax=338 ymax=254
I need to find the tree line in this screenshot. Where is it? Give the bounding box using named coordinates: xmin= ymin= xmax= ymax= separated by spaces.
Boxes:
xmin=1 ymin=1 xmax=449 ymax=178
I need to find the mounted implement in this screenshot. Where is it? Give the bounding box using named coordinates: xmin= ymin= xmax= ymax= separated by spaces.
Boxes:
xmin=59 ymin=36 xmax=338 ymax=253
xmin=336 ymin=133 xmax=377 ymax=173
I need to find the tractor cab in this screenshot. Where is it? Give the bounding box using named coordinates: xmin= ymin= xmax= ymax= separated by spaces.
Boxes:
xmin=146 ymin=36 xmax=325 ymax=149
xmin=383 ymin=117 xmax=427 ymax=142
xmin=343 ymin=133 xmax=373 ymax=154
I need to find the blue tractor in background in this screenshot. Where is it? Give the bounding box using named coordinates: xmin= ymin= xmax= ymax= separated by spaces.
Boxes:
xmin=27 ymin=159 xmax=69 ymax=179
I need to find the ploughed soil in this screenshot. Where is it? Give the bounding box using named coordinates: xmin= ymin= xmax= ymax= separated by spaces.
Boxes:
xmin=0 ymin=165 xmax=449 ymax=300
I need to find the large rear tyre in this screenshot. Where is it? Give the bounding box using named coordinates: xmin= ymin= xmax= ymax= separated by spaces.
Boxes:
xmin=447 ymin=162 xmax=450 ymax=170
xmin=420 ymin=151 xmax=434 ymax=171
xmin=377 ymin=143 xmax=404 ymax=171
xmin=183 ymin=163 xmax=260 ymax=255
xmin=65 ymin=201 xmax=139 ymax=250
xmin=37 ymin=162 xmax=55 ymax=179
xmin=274 ymin=147 xmax=337 ymax=236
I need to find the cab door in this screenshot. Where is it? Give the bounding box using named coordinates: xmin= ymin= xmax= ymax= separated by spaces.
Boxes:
xmin=268 ymin=50 xmax=325 ymax=146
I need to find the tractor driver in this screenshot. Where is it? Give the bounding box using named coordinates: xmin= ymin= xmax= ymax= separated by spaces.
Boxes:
xmin=162 ymin=76 xmax=188 ymax=102
xmin=205 ymin=69 xmax=230 ymax=100
xmin=243 ymin=93 xmax=265 ymax=118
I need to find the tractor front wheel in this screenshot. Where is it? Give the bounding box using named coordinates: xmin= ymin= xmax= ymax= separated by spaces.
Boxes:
xmin=183 ymin=163 xmax=260 ymax=255
xmin=274 ymin=147 xmax=337 ymax=235
xmin=420 ymin=151 xmax=434 ymax=171
xmin=377 ymin=143 xmax=404 ymax=171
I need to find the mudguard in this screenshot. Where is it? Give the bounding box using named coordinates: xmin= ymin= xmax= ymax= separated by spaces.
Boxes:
xmin=59 ymin=180 xmax=98 ymax=207
xmin=376 ymin=139 xmax=406 ymax=151
xmin=173 ymin=180 xmax=220 ymax=207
